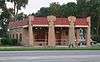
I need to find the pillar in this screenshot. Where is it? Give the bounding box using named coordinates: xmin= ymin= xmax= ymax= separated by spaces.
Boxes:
xmin=47 ymin=15 xmax=56 ymax=47
xmin=68 ymin=16 xmax=76 ymax=47
xmin=86 ymin=17 xmax=91 ymax=47
xmin=28 ymin=16 xmax=34 ymax=47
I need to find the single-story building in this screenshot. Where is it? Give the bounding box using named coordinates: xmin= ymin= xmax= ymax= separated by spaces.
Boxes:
xmin=8 ymin=15 xmax=92 ymax=47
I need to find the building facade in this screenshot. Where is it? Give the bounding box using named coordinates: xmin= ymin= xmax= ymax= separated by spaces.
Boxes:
xmin=8 ymin=16 xmax=92 ymax=47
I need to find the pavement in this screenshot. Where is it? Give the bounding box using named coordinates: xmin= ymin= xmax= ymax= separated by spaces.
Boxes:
xmin=0 ymin=51 xmax=100 ymax=62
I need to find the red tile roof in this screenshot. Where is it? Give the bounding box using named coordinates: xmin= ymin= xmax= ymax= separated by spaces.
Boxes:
xmin=9 ymin=19 xmax=28 ymax=29
xmin=33 ymin=17 xmax=48 ymax=25
xmin=75 ymin=18 xmax=88 ymax=25
xmin=9 ymin=17 xmax=89 ymax=29
xmin=55 ymin=18 xmax=69 ymax=25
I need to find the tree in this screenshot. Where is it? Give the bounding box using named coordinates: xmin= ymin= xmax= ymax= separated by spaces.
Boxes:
xmin=77 ymin=0 xmax=91 ymax=17
xmin=76 ymin=0 xmax=100 ymax=42
xmin=8 ymin=0 xmax=28 ymax=15
xmin=61 ymin=2 xmax=77 ymax=17
xmin=35 ymin=7 xmax=49 ymax=17
xmin=16 ymin=12 xmax=27 ymax=20
xmin=49 ymin=2 xmax=61 ymax=17
xmin=0 ymin=0 xmax=12 ymax=37
xmin=34 ymin=2 xmax=77 ymax=17
xmin=0 ymin=0 xmax=29 ymax=37
xmin=89 ymin=0 xmax=100 ymax=42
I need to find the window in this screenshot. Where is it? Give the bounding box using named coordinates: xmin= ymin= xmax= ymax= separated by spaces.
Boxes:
xmin=16 ymin=34 xmax=18 ymax=39
xmin=19 ymin=34 xmax=22 ymax=41
xmin=13 ymin=34 xmax=14 ymax=39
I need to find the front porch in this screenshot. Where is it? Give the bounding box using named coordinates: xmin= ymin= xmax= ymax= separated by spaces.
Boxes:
xmin=33 ymin=27 xmax=69 ymax=46
xmin=22 ymin=27 xmax=88 ymax=47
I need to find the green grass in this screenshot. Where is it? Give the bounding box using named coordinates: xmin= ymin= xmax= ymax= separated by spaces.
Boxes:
xmin=0 ymin=47 xmax=100 ymax=51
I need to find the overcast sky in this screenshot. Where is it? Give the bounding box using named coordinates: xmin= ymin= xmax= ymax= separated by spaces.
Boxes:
xmin=7 ymin=0 xmax=76 ymax=15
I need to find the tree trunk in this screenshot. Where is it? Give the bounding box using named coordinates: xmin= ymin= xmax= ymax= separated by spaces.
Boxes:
xmin=14 ymin=1 xmax=16 ymax=15
xmin=16 ymin=6 xmax=18 ymax=16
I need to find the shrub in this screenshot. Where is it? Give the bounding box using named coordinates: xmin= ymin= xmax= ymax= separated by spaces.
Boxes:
xmin=1 ymin=38 xmax=18 ymax=46
xmin=92 ymin=43 xmax=100 ymax=47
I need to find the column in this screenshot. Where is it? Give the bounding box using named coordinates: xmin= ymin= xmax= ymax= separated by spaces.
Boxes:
xmin=86 ymin=17 xmax=91 ymax=47
xmin=47 ymin=15 xmax=56 ymax=47
xmin=28 ymin=16 xmax=34 ymax=47
xmin=68 ymin=16 xmax=76 ymax=47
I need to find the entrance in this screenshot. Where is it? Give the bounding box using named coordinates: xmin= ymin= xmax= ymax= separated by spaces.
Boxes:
xmin=55 ymin=27 xmax=68 ymax=46
xmin=33 ymin=27 xmax=48 ymax=46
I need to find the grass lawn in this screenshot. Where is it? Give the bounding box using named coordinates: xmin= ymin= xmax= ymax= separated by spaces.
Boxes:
xmin=0 ymin=47 xmax=100 ymax=51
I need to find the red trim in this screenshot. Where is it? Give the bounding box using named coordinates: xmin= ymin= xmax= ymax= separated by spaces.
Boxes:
xmin=9 ymin=17 xmax=89 ymax=28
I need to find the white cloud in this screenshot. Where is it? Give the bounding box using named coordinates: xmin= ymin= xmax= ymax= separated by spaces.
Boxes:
xmin=49 ymin=0 xmax=76 ymax=4
xmin=6 ymin=0 xmax=76 ymax=14
xmin=6 ymin=2 xmax=14 ymax=8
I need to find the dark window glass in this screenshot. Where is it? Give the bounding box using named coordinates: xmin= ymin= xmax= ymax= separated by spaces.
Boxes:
xmin=19 ymin=34 xmax=22 ymax=41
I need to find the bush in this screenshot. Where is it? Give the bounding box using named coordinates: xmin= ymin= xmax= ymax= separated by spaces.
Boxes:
xmin=92 ymin=43 xmax=100 ymax=47
xmin=1 ymin=38 xmax=18 ymax=46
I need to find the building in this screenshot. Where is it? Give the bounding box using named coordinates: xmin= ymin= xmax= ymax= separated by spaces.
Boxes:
xmin=8 ymin=16 xmax=92 ymax=47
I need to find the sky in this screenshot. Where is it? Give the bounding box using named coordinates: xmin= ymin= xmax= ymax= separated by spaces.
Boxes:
xmin=6 ymin=0 xmax=76 ymax=15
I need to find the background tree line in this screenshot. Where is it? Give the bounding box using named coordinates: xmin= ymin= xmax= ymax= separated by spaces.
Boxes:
xmin=0 ymin=0 xmax=100 ymax=43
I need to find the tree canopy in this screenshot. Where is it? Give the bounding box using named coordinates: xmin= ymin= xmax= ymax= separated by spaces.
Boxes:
xmin=7 ymin=0 xmax=28 ymax=15
xmin=0 ymin=0 xmax=28 ymax=37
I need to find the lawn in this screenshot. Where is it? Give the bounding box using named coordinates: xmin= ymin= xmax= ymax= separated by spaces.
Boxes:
xmin=0 ymin=47 xmax=100 ymax=51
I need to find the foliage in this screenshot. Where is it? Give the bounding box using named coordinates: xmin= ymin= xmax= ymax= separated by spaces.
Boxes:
xmin=35 ymin=7 xmax=50 ymax=17
xmin=16 ymin=12 xmax=27 ymax=20
xmin=35 ymin=2 xmax=77 ymax=18
xmin=49 ymin=2 xmax=61 ymax=17
xmin=92 ymin=43 xmax=100 ymax=47
xmin=61 ymin=2 xmax=77 ymax=17
xmin=1 ymin=38 xmax=18 ymax=46
xmin=0 ymin=0 xmax=28 ymax=38
xmin=7 ymin=0 xmax=28 ymax=15
xmin=0 ymin=0 xmax=11 ymax=37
